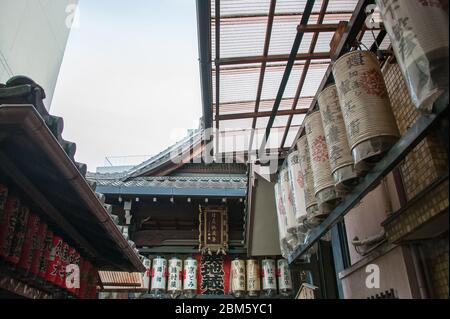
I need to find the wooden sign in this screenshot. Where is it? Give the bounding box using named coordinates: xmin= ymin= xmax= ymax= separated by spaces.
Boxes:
xmin=198 ymin=206 xmax=228 ymax=255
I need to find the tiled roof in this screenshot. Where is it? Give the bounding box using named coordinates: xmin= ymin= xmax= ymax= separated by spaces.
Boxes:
xmin=91 ymin=175 xmax=247 ymax=190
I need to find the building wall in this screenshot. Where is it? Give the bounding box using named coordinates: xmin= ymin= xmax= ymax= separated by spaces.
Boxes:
xmin=382 ymin=61 xmax=449 ymax=299
xmin=340 ymin=245 xmax=420 ymax=299
xmin=0 ymin=0 xmax=77 ymax=108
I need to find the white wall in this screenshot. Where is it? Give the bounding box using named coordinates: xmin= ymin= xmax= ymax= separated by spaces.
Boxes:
xmin=0 ymin=0 xmax=78 ymax=109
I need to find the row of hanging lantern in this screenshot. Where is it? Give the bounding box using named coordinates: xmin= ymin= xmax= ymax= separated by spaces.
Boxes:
xmin=142 ymin=256 xmax=198 ymax=298
xmin=273 ymin=0 xmax=449 ymax=256
xmin=142 ymin=256 xmax=293 ymax=298
xmin=230 ymin=258 xmax=293 ymax=298
xmin=275 ymin=50 xmax=400 ymax=256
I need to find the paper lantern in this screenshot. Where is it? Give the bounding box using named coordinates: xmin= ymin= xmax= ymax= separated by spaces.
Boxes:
xmin=183 ymin=257 xmax=198 ymax=298
xmin=246 ymin=259 xmax=261 ymax=297
xmin=142 ymin=257 xmax=151 ymax=292
xmin=261 ymin=258 xmax=277 ymax=297
xmin=277 ymin=259 xmax=293 ymax=296
xmin=296 ymin=136 xmax=322 ymax=226
xmin=333 ymin=50 xmax=399 ymax=171
xmin=286 ymin=151 xmax=308 ymax=225
xmin=318 ymin=84 xmax=359 ymax=192
xmin=150 ymin=256 xmax=167 ymax=295
xmin=279 ymin=168 xmax=299 ymax=235
xmin=230 ymin=258 xmax=246 ymax=298
xmin=274 ymin=182 xmax=289 ymax=257
xmin=18 ymin=213 xmax=40 ymax=272
xmin=167 ymin=257 xmax=183 ymax=298
xmin=305 ymin=111 xmax=340 ymax=213
xmin=377 ymin=0 xmax=449 ymax=110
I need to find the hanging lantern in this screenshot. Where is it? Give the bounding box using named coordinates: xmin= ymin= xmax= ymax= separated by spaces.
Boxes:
xmin=318 ymin=84 xmax=359 ymax=192
xmin=246 ymin=259 xmax=261 ymax=297
xmin=18 ymin=213 xmax=40 ymax=272
xmin=274 ymin=182 xmax=289 ymax=257
xmin=279 ymin=168 xmax=300 ymax=251
xmin=142 ymin=257 xmax=151 ymax=292
xmin=150 ymin=256 xmax=167 ymax=296
xmin=286 ymin=151 xmax=308 ymax=228
xmin=230 ymin=258 xmax=246 ymax=298
xmin=277 ymin=259 xmax=293 ymax=296
xmin=183 ymin=257 xmax=198 ymax=298
xmin=305 ymin=111 xmax=340 ymax=213
xmin=30 ymin=221 xmax=48 ymax=276
xmin=167 ymin=257 xmax=183 ymax=298
xmin=0 ymin=195 xmax=21 ymax=260
xmin=38 ymin=229 xmax=54 ymax=280
xmin=279 ymin=168 xmax=299 ymax=235
xmin=333 ymin=50 xmax=399 ymax=171
xmin=296 ymin=136 xmax=322 ymax=227
xmin=376 ymin=0 xmax=449 ymax=110
xmin=261 ymin=258 xmax=277 ymax=297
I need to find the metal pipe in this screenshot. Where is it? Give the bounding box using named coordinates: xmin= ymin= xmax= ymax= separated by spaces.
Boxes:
xmin=410 ymin=244 xmax=429 ymax=299
xmin=196 ymin=0 xmax=213 ymax=130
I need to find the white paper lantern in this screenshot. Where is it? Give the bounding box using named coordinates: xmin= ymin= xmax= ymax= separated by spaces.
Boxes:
xmin=377 ymin=0 xmax=449 ymax=110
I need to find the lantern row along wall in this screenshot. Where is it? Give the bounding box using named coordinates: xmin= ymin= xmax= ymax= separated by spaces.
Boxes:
xmin=141 ymin=256 xmax=293 ymax=298
xmin=273 ymin=1 xmax=449 ymax=256
xmin=274 ymin=50 xmax=404 ymax=255
xmin=0 ymin=183 xmax=97 ymax=299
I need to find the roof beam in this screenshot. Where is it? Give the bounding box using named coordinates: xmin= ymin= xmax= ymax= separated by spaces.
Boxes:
xmin=217 ymin=108 xmax=308 ymax=121
xmin=297 ymin=23 xmax=339 ymax=33
xmin=217 ymin=51 xmax=330 ymax=66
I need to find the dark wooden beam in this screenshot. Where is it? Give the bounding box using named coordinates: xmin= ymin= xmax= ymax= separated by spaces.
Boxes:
xmin=217 ymin=51 xmax=330 ymax=66
xmin=217 ymin=108 xmax=308 ymax=121
xmin=297 ymin=23 xmax=339 ymax=33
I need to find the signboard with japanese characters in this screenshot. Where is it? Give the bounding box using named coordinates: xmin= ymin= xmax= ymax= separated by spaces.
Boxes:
xmin=198 ymin=206 xmax=228 ymax=255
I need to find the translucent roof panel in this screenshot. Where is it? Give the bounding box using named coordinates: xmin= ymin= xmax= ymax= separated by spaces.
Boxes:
xmin=208 ymin=0 xmax=363 ymax=155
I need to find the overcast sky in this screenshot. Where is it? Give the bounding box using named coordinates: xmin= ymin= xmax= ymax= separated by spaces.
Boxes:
xmin=51 ymin=0 xmax=202 ymax=171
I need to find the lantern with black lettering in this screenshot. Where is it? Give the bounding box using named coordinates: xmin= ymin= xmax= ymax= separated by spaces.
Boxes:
xmin=38 ymin=229 xmax=53 ymax=280
xmin=167 ymin=256 xmax=182 ymax=298
xmin=261 ymin=258 xmax=277 ymax=296
xmin=45 ymin=234 xmax=64 ymax=284
xmin=0 ymin=195 xmax=20 ymax=260
xmin=30 ymin=221 xmax=47 ymax=276
xmin=246 ymin=259 xmax=260 ymax=297
xmin=150 ymin=256 xmax=167 ymax=296
xmin=142 ymin=257 xmax=151 ymax=293
xmin=18 ymin=212 xmax=40 ymax=272
xmin=230 ymin=257 xmax=246 ymax=298
xmin=277 ymin=259 xmax=293 ymax=296
xmin=183 ymin=256 xmax=198 ymax=298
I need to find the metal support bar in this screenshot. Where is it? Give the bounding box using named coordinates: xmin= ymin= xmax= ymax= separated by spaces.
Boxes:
xmin=216 ymin=108 xmax=308 ymax=121
xmin=288 ymin=92 xmax=449 ymax=264
xmin=259 ymin=0 xmax=316 ymax=154
xmin=196 ymin=0 xmax=213 ymax=130
xmin=217 ymin=51 xmax=330 ymax=66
